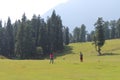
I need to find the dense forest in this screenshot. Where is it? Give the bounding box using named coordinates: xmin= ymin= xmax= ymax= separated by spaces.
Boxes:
xmin=0 ymin=10 xmax=69 ymax=59
xmin=0 ymin=10 xmax=120 ymax=59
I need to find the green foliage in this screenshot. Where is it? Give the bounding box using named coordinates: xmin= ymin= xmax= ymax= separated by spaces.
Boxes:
xmin=15 ymin=14 xmax=36 ymax=59
xmin=80 ymin=24 xmax=86 ymax=42
xmin=47 ymin=10 xmax=63 ymax=51
xmin=14 ymin=11 xmax=64 ymax=59
xmin=31 ymin=14 xmax=40 ymax=46
xmin=0 ymin=10 xmax=120 ymax=59
xmin=0 ymin=55 xmax=7 ymax=59
xmin=94 ymin=17 xmax=105 ymax=55
xmin=73 ymin=27 xmax=80 ymax=42
xmin=72 ymin=24 xmax=86 ymax=42
xmin=103 ymin=21 xmax=110 ymax=39
xmin=36 ymin=46 xmax=43 ymax=55
xmin=116 ymin=18 xmax=120 ymax=38
xmin=6 ymin=17 xmax=14 ymax=57
xmin=63 ymin=27 xmax=69 ymax=45
xmin=109 ymin=20 xmax=116 ymax=39
xmin=15 ymin=14 xmax=26 ymax=59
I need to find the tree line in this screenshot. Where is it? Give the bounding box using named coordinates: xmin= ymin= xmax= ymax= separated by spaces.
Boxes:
xmin=0 ymin=10 xmax=70 ymax=59
xmin=71 ymin=18 xmax=120 ymax=43
xmin=0 ymin=10 xmax=120 ymax=58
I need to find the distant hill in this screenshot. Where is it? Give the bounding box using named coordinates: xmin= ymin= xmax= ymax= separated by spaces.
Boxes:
xmin=42 ymin=0 xmax=120 ymax=33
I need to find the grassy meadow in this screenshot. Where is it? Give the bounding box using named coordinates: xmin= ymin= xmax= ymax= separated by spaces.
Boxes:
xmin=0 ymin=39 xmax=120 ymax=80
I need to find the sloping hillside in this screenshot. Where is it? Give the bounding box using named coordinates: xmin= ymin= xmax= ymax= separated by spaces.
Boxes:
xmin=55 ymin=39 xmax=120 ymax=61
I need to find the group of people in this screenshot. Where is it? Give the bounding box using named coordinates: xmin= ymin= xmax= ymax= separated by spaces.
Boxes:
xmin=49 ymin=51 xmax=83 ymax=64
xmin=49 ymin=53 xmax=54 ymax=64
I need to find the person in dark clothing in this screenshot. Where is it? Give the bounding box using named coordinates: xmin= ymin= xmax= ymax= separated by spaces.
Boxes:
xmin=80 ymin=52 xmax=83 ymax=62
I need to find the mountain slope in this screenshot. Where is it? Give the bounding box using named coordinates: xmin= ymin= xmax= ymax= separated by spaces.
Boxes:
xmin=42 ymin=0 xmax=120 ymax=32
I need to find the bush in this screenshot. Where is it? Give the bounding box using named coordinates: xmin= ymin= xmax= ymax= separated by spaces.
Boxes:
xmin=0 ymin=55 xmax=7 ymax=59
xmin=36 ymin=47 xmax=43 ymax=55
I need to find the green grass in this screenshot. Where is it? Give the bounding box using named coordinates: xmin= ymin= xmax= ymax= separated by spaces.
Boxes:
xmin=0 ymin=39 xmax=120 ymax=80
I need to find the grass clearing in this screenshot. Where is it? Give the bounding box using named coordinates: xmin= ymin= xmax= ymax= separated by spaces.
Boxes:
xmin=0 ymin=39 xmax=120 ymax=80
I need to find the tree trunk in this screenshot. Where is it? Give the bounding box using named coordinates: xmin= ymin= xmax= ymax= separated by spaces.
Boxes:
xmin=97 ymin=47 xmax=102 ymax=55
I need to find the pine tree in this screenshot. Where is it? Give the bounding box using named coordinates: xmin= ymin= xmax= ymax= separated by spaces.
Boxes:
xmin=64 ymin=27 xmax=69 ymax=45
xmin=31 ymin=15 xmax=40 ymax=46
xmin=103 ymin=21 xmax=110 ymax=40
xmin=6 ymin=17 xmax=14 ymax=57
xmin=109 ymin=20 xmax=116 ymax=39
xmin=23 ymin=21 xmax=35 ymax=58
xmin=13 ymin=20 xmax=21 ymax=40
xmin=90 ymin=31 xmax=95 ymax=41
xmin=80 ymin=24 xmax=86 ymax=42
xmin=47 ymin=10 xmax=63 ymax=52
xmin=0 ymin=20 xmax=3 ymax=54
xmin=73 ymin=27 xmax=80 ymax=42
xmin=116 ymin=19 xmax=120 ymax=38
xmin=69 ymin=33 xmax=74 ymax=43
xmin=15 ymin=13 xmax=26 ymax=59
xmin=94 ymin=17 xmax=105 ymax=55
xmin=39 ymin=18 xmax=48 ymax=54
xmin=86 ymin=33 xmax=91 ymax=42
xmin=56 ymin=15 xmax=63 ymax=50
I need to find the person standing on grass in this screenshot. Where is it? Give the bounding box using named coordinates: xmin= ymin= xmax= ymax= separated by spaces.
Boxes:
xmin=80 ymin=52 xmax=83 ymax=62
xmin=50 ymin=53 xmax=54 ymax=64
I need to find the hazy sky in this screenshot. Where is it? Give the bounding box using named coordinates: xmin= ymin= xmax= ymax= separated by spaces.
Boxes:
xmin=0 ymin=0 xmax=120 ymax=32
xmin=42 ymin=0 xmax=120 ymax=32
xmin=0 ymin=0 xmax=68 ymax=23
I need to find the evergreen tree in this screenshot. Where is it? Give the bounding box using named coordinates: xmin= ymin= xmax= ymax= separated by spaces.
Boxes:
xmin=47 ymin=17 xmax=52 ymax=53
xmin=39 ymin=18 xmax=48 ymax=54
xmin=116 ymin=19 xmax=120 ymax=38
xmin=23 ymin=21 xmax=35 ymax=58
xmin=80 ymin=24 xmax=86 ymax=42
xmin=47 ymin=10 xmax=63 ymax=52
xmin=64 ymin=27 xmax=69 ymax=45
xmin=6 ymin=17 xmax=14 ymax=57
xmin=109 ymin=20 xmax=116 ymax=39
xmin=56 ymin=15 xmax=63 ymax=50
xmin=90 ymin=31 xmax=95 ymax=41
xmin=31 ymin=15 xmax=40 ymax=46
xmin=0 ymin=20 xmax=3 ymax=54
xmin=15 ymin=13 xmax=27 ymax=59
xmin=94 ymin=17 xmax=105 ymax=55
xmin=69 ymin=33 xmax=74 ymax=43
xmin=86 ymin=33 xmax=91 ymax=42
xmin=0 ymin=28 xmax=8 ymax=56
xmin=103 ymin=21 xmax=110 ymax=40
xmin=73 ymin=27 xmax=80 ymax=42
xmin=13 ymin=20 xmax=21 ymax=40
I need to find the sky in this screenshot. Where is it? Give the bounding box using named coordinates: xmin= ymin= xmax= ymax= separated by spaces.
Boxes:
xmin=0 ymin=0 xmax=120 ymax=32
xmin=0 ymin=0 xmax=68 ymax=23
xmin=42 ymin=0 xmax=120 ymax=32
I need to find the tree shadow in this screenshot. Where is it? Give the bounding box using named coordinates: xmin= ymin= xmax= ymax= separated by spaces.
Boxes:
xmin=100 ymin=53 xmax=120 ymax=56
xmin=54 ymin=46 xmax=74 ymax=59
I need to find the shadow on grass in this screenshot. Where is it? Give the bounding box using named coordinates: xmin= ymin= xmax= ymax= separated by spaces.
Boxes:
xmin=54 ymin=46 xmax=74 ymax=59
xmin=100 ymin=53 xmax=120 ymax=56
